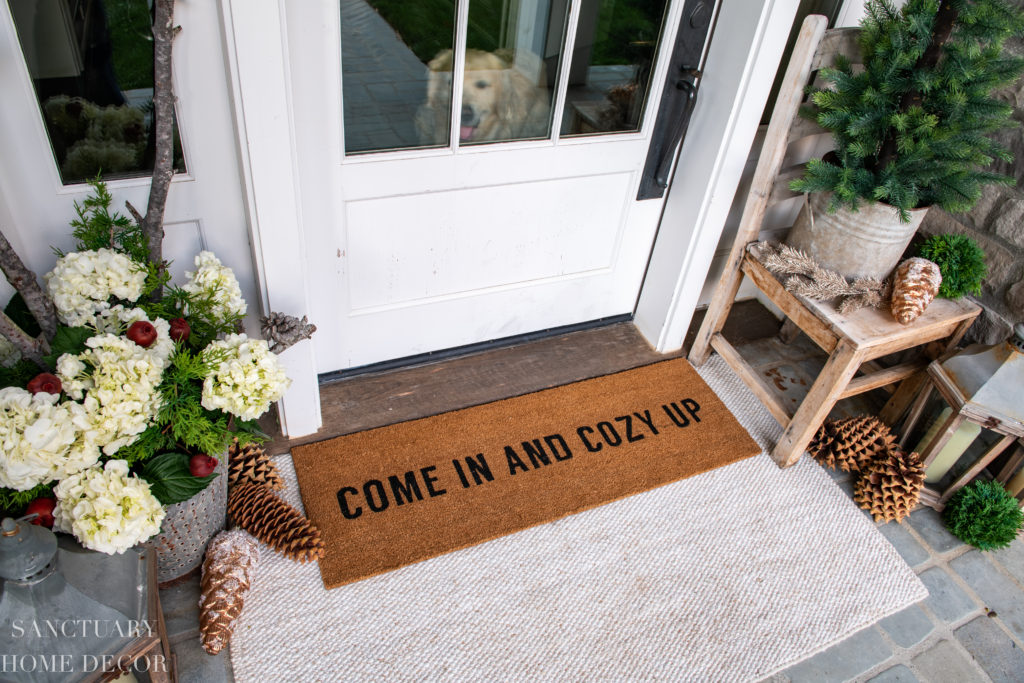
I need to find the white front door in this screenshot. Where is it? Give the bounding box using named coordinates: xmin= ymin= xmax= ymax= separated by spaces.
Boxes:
xmin=287 ymin=0 xmax=715 ymax=373
xmin=0 ymin=1 xmax=257 ymax=311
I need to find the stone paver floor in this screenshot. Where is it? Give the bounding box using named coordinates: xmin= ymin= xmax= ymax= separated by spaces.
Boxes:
xmin=160 ymin=326 xmax=1024 ymax=682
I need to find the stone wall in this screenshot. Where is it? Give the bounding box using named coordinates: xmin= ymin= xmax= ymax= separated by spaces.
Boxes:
xmin=917 ymin=22 xmax=1024 ymax=345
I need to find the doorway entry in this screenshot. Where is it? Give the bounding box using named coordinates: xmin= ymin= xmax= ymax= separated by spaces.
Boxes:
xmin=288 ymin=0 xmax=716 ymax=373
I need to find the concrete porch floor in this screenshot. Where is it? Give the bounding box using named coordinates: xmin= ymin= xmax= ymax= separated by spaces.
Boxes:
xmin=162 ymin=303 xmax=1024 ymax=682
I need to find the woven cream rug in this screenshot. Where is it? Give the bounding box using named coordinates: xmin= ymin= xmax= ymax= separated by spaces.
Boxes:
xmin=230 ymin=356 xmax=926 ymax=682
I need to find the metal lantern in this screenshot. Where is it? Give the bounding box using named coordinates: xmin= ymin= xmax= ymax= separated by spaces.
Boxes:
xmin=939 ymin=323 xmax=1024 ymax=429
xmin=911 ymin=324 xmax=1024 ymax=509
xmin=0 ymin=516 xmax=171 ymax=682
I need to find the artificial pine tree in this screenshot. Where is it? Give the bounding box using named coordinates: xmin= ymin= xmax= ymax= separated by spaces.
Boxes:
xmin=791 ymin=0 xmax=1024 ymax=221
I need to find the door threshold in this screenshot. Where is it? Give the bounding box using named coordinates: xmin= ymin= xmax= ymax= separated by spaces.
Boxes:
xmin=320 ymin=314 xmax=634 ymax=383
xmin=264 ymin=318 xmax=679 ymax=454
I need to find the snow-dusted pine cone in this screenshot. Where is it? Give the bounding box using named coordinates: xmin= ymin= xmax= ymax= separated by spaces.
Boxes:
xmin=199 ymin=530 xmax=259 ymax=655
xmin=891 ymin=258 xmax=942 ymax=325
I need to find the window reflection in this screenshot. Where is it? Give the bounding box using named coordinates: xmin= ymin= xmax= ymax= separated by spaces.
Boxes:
xmin=342 ymin=0 xmax=457 ymax=154
xmin=561 ymin=0 xmax=668 ymax=137
xmin=455 ymin=0 xmax=565 ymax=145
xmin=9 ymin=0 xmax=185 ymax=185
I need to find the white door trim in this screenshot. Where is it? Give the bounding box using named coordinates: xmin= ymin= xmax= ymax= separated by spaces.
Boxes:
xmin=634 ymin=0 xmax=800 ymax=352
xmin=221 ymin=0 xmax=321 ymax=437
xmin=222 ymin=0 xmax=801 ymax=437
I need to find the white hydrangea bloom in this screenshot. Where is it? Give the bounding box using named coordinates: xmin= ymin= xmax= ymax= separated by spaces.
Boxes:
xmin=182 ymin=251 xmax=246 ymax=323
xmin=56 ymin=333 xmax=165 ymax=455
xmin=0 ymin=334 xmax=21 ymax=368
xmin=44 ymin=249 xmax=146 ymax=326
xmin=53 ymin=459 xmax=165 ymax=555
xmin=0 ymin=387 xmax=100 ymax=491
xmin=94 ymin=306 xmax=174 ymax=369
xmin=201 ymin=334 xmax=290 ymax=421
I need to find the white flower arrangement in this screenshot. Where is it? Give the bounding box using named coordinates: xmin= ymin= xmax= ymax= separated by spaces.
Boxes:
xmin=0 ymin=387 xmax=99 ymax=491
xmin=1 ymin=183 xmax=302 ymax=557
xmin=202 ymin=334 xmax=291 ymax=421
xmin=53 ymin=460 xmax=165 ymax=554
xmin=44 ymin=248 xmax=146 ymax=326
xmin=56 ymin=333 xmax=165 ymax=455
xmin=182 ymin=251 xmax=247 ymax=321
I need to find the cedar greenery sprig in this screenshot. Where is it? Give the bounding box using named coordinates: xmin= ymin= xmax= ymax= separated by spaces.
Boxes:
xmin=790 ymin=0 xmax=1024 ymax=221
xmin=917 ymin=233 xmax=987 ymax=298
xmin=61 ymin=178 xmax=170 ymax=300
xmin=943 ymin=480 xmax=1023 ymax=551
xmin=114 ymin=345 xmax=251 ymax=465
xmin=0 ymin=482 xmax=53 ymax=518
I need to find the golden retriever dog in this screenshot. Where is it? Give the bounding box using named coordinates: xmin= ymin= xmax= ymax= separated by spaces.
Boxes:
xmin=416 ymin=49 xmax=550 ymax=144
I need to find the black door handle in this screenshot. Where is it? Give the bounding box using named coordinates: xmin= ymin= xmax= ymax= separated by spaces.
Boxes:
xmin=653 ymin=77 xmax=698 ymax=188
xmin=636 ymin=0 xmax=716 ymax=201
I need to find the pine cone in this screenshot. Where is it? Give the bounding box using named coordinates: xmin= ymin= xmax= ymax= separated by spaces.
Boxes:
xmin=854 ymin=446 xmax=926 ymax=523
xmin=228 ymin=440 xmax=283 ymax=491
xmin=199 ymin=530 xmax=259 ymax=655
xmin=809 ymin=415 xmax=896 ymax=473
xmin=891 ymin=258 xmax=942 ymax=325
xmin=227 ymin=482 xmax=325 ymax=563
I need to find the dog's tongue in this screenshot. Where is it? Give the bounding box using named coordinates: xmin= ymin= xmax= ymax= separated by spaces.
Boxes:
xmin=460 ymin=125 xmax=475 ymax=141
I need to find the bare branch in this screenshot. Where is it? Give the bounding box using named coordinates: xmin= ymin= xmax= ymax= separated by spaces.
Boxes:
xmin=125 ymin=200 xmax=144 ymax=227
xmin=141 ymin=0 xmax=177 ymax=270
xmin=0 ymin=310 xmax=48 ymax=368
xmin=0 ymin=230 xmax=57 ymax=340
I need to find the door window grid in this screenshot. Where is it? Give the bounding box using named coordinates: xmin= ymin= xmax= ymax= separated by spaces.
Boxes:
xmin=341 ymin=0 xmax=669 ymax=156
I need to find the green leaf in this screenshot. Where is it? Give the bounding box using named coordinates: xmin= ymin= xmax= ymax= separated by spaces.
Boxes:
xmin=42 ymin=326 xmax=94 ymax=368
xmin=139 ymin=452 xmax=219 ymax=505
xmin=4 ymin=292 xmax=41 ymax=337
xmin=0 ymin=359 xmax=42 ymax=390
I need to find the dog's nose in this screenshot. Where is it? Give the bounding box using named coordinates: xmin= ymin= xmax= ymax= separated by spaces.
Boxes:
xmin=461 ymin=104 xmax=477 ymax=126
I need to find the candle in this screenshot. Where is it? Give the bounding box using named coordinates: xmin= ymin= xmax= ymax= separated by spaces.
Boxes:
xmin=913 ymin=407 xmax=982 ymax=484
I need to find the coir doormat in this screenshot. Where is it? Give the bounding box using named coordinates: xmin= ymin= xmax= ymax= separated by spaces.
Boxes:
xmin=292 ymin=358 xmax=759 ymax=588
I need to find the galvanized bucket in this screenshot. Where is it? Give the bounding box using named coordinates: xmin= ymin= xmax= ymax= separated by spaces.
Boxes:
xmin=151 ymin=452 xmax=227 ymax=585
xmin=786 ymin=192 xmax=928 ymax=281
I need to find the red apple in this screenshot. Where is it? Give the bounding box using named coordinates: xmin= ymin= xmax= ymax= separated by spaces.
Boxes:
xmin=126 ymin=320 xmax=157 ymax=348
xmin=25 ymin=497 xmax=56 ymax=528
xmin=27 ymin=373 xmax=62 ymax=396
xmin=169 ymin=317 xmax=191 ymax=343
xmin=189 ymin=454 xmax=218 ymax=477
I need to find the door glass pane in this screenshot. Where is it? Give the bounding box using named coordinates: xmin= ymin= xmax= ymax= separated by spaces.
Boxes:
xmin=560 ymin=0 xmax=669 ymax=137
xmin=342 ymin=0 xmax=457 ymax=154
xmin=8 ymin=0 xmax=186 ymax=185
xmin=457 ymin=0 xmax=567 ymax=145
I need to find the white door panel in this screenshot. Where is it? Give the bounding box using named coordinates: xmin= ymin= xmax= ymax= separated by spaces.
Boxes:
xmin=287 ymin=0 xmax=714 ymax=372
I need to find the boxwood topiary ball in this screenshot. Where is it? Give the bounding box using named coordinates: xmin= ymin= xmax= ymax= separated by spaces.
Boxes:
xmin=943 ymin=480 xmax=1023 ymax=551
xmin=917 ymin=234 xmax=986 ymax=300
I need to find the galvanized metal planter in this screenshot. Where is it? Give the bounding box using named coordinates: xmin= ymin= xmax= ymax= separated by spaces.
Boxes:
xmin=152 ymin=452 xmax=228 ymax=585
xmin=786 ymin=192 xmax=928 ymax=281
